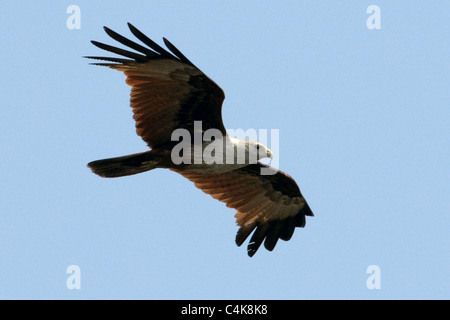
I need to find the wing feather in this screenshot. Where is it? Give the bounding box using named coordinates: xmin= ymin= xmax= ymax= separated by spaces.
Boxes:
xmin=87 ymin=24 xmax=226 ymax=148
xmin=103 ymin=26 xmax=160 ymax=58
xmin=172 ymin=162 xmax=313 ymax=257
xmin=127 ymin=23 xmax=175 ymax=60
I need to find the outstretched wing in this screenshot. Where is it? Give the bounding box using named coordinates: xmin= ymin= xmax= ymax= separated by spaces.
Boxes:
xmin=172 ymin=163 xmax=314 ymax=257
xmin=86 ymin=23 xmax=226 ymax=148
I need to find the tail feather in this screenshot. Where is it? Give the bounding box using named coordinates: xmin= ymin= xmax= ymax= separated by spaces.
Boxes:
xmin=88 ymin=151 xmax=158 ymax=178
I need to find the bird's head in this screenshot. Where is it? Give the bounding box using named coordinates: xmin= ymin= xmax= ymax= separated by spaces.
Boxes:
xmin=247 ymin=140 xmax=273 ymax=162
xmin=257 ymin=142 xmax=273 ymax=161
xmin=228 ymin=138 xmax=273 ymax=164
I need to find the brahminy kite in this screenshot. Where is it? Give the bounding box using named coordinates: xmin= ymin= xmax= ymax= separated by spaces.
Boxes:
xmin=86 ymin=23 xmax=313 ymax=257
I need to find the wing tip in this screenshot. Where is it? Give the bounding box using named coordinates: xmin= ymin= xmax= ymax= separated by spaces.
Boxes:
xmin=236 ymin=204 xmax=314 ymax=257
xmin=127 ymin=22 xmax=137 ymax=33
xmin=235 ymin=222 xmax=256 ymax=248
xmin=88 ymin=23 xmax=188 ymax=65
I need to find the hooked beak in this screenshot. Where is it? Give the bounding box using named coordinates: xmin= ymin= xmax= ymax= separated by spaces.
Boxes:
xmin=267 ymin=148 xmax=273 ymax=160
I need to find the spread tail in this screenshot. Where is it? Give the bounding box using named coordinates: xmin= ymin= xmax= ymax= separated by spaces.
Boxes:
xmin=88 ymin=151 xmax=159 ymax=178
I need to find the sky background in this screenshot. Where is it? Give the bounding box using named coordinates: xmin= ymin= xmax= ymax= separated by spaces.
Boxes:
xmin=1 ymin=1 xmax=449 ymax=300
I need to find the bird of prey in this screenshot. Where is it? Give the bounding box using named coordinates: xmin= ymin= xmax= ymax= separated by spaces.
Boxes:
xmin=86 ymin=23 xmax=313 ymax=257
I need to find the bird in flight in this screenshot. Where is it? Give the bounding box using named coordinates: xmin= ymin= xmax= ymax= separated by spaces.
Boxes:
xmin=86 ymin=23 xmax=313 ymax=257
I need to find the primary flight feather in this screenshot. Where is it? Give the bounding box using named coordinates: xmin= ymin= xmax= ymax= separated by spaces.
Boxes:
xmin=87 ymin=23 xmax=313 ymax=257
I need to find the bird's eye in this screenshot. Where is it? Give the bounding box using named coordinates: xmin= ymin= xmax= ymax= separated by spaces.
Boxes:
xmin=256 ymin=145 xmax=260 ymax=150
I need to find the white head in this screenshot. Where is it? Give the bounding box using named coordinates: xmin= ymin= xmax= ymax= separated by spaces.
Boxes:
xmin=229 ymin=138 xmax=273 ymax=165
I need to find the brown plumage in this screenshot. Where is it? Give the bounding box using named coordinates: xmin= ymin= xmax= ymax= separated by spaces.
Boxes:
xmin=87 ymin=23 xmax=313 ymax=257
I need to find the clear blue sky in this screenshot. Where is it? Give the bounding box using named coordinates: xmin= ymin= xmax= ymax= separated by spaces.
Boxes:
xmin=1 ymin=1 xmax=449 ymax=300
